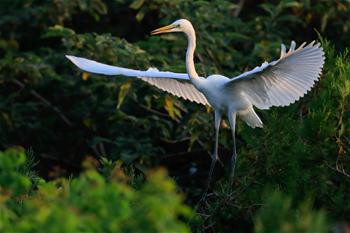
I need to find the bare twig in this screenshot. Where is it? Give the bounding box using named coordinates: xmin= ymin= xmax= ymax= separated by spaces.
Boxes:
xmin=128 ymin=95 xmax=170 ymax=118
xmin=98 ymin=142 xmax=107 ymax=156
xmin=326 ymin=161 xmax=350 ymax=178
xmin=91 ymin=145 xmax=101 ymax=157
xmin=160 ymin=149 xmax=207 ymax=159
xmin=233 ymin=0 xmax=246 ymax=17
xmin=160 ymin=137 xmax=191 ymax=144
xmin=12 ymin=79 xmax=73 ymax=127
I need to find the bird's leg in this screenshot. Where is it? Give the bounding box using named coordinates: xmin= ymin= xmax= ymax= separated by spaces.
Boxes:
xmin=203 ymin=111 xmax=221 ymax=197
xmin=228 ymin=112 xmax=237 ymax=185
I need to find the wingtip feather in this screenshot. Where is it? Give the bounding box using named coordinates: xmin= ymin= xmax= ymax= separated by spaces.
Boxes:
xmin=65 ymin=55 xmax=80 ymax=66
xmin=65 ymin=55 xmax=74 ymax=60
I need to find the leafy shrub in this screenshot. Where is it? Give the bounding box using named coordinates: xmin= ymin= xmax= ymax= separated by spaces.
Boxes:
xmin=254 ymin=191 xmax=327 ymax=233
xmin=0 ymin=148 xmax=192 ymax=233
xmin=0 ymin=147 xmax=31 ymax=196
xmin=1 ymin=1 xmax=350 ymax=232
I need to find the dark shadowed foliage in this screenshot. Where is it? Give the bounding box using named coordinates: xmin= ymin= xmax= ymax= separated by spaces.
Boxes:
xmin=1 ymin=0 xmax=350 ymax=232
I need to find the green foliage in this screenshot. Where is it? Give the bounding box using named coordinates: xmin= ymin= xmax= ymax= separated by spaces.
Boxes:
xmin=1 ymin=0 xmax=350 ymax=232
xmin=0 ymin=148 xmax=192 ymax=233
xmin=254 ymin=191 xmax=327 ymax=233
xmin=191 ymin=41 xmax=350 ymax=233
xmin=0 ymin=148 xmax=31 ymax=196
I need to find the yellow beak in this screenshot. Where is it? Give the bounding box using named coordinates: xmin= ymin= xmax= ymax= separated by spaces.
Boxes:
xmin=150 ymin=24 xmax=176 ymax=35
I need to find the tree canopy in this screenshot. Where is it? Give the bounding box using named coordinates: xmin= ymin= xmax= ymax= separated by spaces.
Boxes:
xmin=1 ymin=0 xmax=350 ymax=232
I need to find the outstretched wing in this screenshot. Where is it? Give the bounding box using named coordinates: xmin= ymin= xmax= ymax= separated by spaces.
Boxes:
xmin=140 ymin=73 xmax=209 ymax=105
xmin=66 ymin=55 xmax=208 ymax=105
xmin=66 ymin=55 xmax=190 ymax=79
xmin=225 ymin=41 xmax=325 ymax=109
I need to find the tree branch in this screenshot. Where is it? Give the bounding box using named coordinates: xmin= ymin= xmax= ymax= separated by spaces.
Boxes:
xmin=12 ymin=79 xmax=73 ymax=127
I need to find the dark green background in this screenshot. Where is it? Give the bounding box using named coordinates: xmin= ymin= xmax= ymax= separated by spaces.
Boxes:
xmin=1 ymin=0 xmax=350 ymax=232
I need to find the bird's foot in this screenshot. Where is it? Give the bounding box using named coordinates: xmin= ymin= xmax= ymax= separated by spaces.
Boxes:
xmin=210 ymin=152 xmax=223 ymax=167
xmin=202 ymin=153 xmax=219 ymax=199
xmin=210 ymin=152 xmax=218 ymax=161
xmin=229 ymin=166 xmax=236 ymax=180
xmin=200 ymin=185 xmax=211 ymax=202
xmin=229 ymin=172 xmax=235 ymax=188
xmin=229 ymin=154 xmax=237 ymax=187
xmin=199 ymin=191 xmax=208 ymax=203
xmin=217 ymin=157 xmax=224 ymax=167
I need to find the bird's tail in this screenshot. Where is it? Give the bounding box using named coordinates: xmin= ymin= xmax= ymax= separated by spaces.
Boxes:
xmin=238 ymin=107 xmax=263 ymax=128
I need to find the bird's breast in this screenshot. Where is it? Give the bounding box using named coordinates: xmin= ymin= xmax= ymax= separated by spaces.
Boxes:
xmin=199 ymin=75 xmax=251 ymax=113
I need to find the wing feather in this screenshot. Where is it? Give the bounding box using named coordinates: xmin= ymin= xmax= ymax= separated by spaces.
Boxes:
xmin=140 ymin=71 xmax=209 ymax=105
xmin=66 ymin=55 xmax=208 ymax=106
xmin=226 ymin=41 xmax=325 ymax=109
xmin=66 ymin=55 xmax=190 ymax=80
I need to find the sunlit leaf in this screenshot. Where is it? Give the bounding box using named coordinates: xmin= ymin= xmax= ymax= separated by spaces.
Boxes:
xmin=42 ymin=25 xmax=75 ymax=38
xmin=130 ymin=0 xmax=144 ymax=10
xmin=117 ymin=82 xmax=132 ymax=109
xmin=82 ymin=72 xmax=90 ymax=81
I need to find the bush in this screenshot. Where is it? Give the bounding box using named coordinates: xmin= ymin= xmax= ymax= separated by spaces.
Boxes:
xmin=0 ymin=148 xmax=192 ymax=233
xmin=1 ymin=1 xmax=350 ymax=232
xmin=254 ymin=191 xmax=327 ymax=233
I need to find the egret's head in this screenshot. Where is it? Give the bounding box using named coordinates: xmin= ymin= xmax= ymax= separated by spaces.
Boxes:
xmin=151 ymin=19 xmax=193 ymax=35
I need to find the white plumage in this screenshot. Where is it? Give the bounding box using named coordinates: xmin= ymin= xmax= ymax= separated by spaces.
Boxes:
xmin=228 ymin=41 xmax=324 ymax=110
xmin=140 ymin=75 xmax=209 ymax=105
xmin=66 ymin=19 xmax=325 ymax=192
xmin=65 ymin=56 xmax=208 ymax=105
xmin=65 ymin=55 xmax=190 ymax=79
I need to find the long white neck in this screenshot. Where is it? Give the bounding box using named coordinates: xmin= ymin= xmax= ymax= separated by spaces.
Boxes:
xmin=185 ymin=26 xmax=199 ymax=81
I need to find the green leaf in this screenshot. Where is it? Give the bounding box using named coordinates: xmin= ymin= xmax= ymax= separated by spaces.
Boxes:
xmin=42 ymin=25 xmax=76 ymax=38
xmin=164 ymin=96 xmax=182 ymax=121
xmin=117 ymin=82 xmax=132 ymax=109
xmin=130 ymin=0 xmax=144 ymax=10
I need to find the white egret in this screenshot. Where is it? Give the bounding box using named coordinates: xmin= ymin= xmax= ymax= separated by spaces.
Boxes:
xmin=66 ymin=19 xmax=325 ymax=191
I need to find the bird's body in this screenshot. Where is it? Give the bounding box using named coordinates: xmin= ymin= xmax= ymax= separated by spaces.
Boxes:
xmin=197 ymin=75 xmax=232 ymax=110
xmin=201 ymin=75 xmax=249 ymax=114
xmin=66 ymin=19 xmax=325 ymax=192
xmin=196 ymin=74 xmax=259 ymax=126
